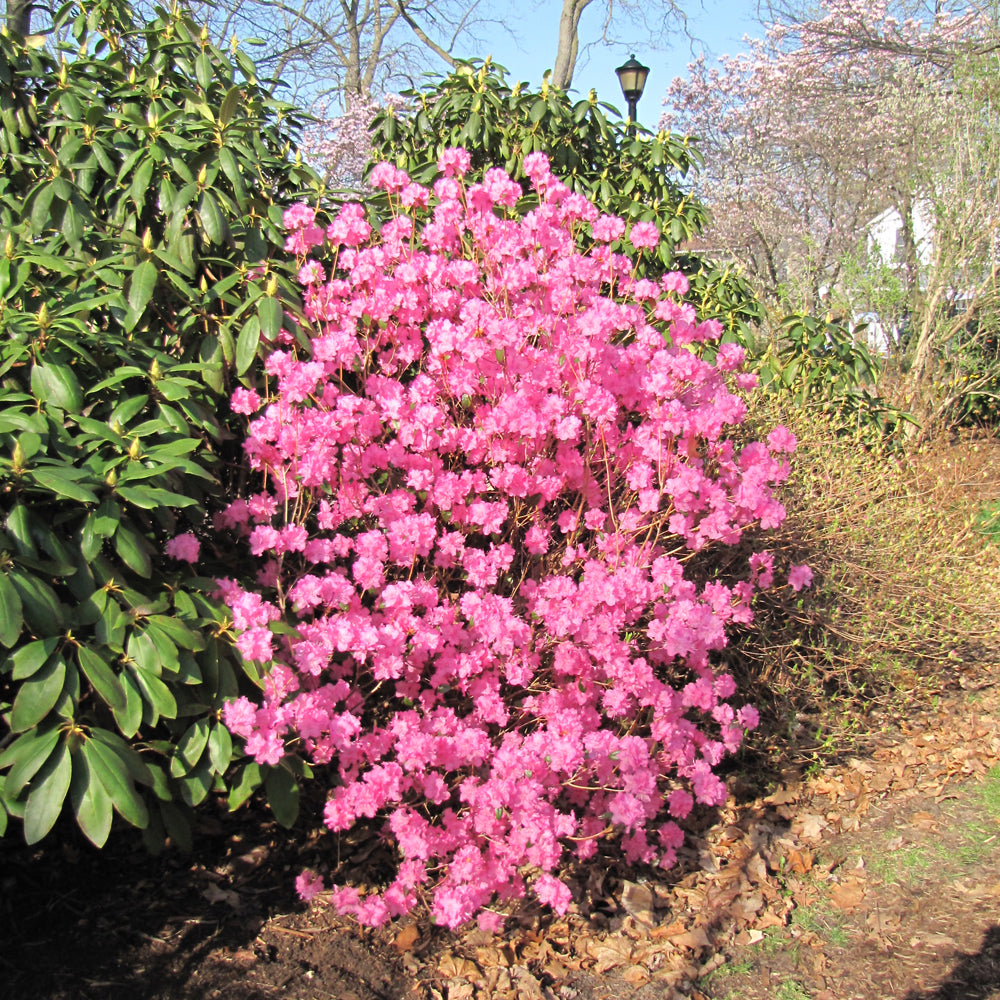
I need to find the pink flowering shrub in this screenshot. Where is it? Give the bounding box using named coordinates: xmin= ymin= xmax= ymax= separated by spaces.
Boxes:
xmin=218 ymin=150 xmax=799 ymax=930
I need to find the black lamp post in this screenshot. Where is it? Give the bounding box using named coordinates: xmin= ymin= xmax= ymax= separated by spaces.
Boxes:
xmin=615 ymin=54 xmax=650 ymax=137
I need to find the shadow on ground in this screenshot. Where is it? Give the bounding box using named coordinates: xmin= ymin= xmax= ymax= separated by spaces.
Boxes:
xmin=905 ymin=925 xmax=1000 ymax=1000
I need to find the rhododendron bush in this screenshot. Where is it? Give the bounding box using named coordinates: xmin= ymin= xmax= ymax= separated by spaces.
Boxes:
xmin=217 ymin=149 xmax=800 ymax=930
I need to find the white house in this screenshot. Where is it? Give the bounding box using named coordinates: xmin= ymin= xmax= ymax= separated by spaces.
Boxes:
xmin=866 ymin=202 xmax=935 ymax=270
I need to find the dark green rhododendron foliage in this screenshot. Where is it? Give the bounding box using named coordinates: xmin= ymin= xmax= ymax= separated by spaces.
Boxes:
xmin=0 ymin=0 xmax=320 ymax=848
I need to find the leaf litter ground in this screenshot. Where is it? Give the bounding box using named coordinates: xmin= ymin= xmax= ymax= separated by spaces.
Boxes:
xmin=3 ymin=667 xmax=1000 ymax=1000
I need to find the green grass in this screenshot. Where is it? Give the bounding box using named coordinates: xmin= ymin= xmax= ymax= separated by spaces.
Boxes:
xmin=974 ymin=499 xmax=1000 ymax=545
xmin=791 ymin=901 xmax=850 ymax=948
xmin=981 ymin=766 xmax=1000 ymax=816
xmin=775 ymin=980 xmax=812 ymax=1000
xmin=869 ymin=844 xmax=932 ymax=884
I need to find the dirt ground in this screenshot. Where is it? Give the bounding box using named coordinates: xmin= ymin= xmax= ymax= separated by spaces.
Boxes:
xmin=3 ymin=660 xmax=1000 ymax=1000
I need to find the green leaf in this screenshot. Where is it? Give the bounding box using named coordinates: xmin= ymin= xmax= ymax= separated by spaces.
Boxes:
xmin=114 ymin=523 xmax=152 ymax=577
xmin=10 ymin=655 xmax=68 ymax=732
xmin=24 ymin=739 xmax=72 ymax=844
xmin=9 ymin=570 xmax=64 ymax=632
xmin=265 ymin=765 xmax=299 ymax=828
xmin=1 ymin=725 xmax=61 ymax=799
xmin=81 ymin=738 xmax=148 ymax=830
xmin=147 ymin=614 xmax=204 ymax=652
xmin=69 ymin=748 xmax=114 ymax=847
xmin=235 ymin=314 xmax=260 ymax=375
xmin=6 ymin=505 xmax=37 ymax=558
xmin=111 ymin=667 xmax=144 ymax=739
xmin=128 ymin=628 xmax=162 ymax=676
xmin=8 ymin=637 xmax=58 ymax=680
xmin=109 ymin=395 xmax=149 ymax=427
xmin=198 ymin=190 xmax=227 ymax=244
xmin=257 ymin=296 xmax=283 ymax=340
xmin=228 ymin=759 xmax=263 ymax=811
xmin=89 ymin=727 xmax=153 ymax=787
xmin=218 ymin=145 xmax=246 ymax=203
xmin=177 ymin=755 xmax=213 ymax=807
xmin=30 ymin=362 xmax=84 ymax=413
xmin=80 ymin=512 xmax=102 ymax=562
xmin=219 ymin=86 xmax=241 ymax=127
xmin=171 ymin=717 xmax=210 ymax=776
xmin=207 ymin=721 xmax=233 ymax=774
xmin=127 ymin=259 xmax=158 ymax=315
xmin=131 ymin=156 xmax=155 ymax=207
xmin=195 ymin=51 xmax=213 ymax=90
xmin=116 ymin=485 xmax=197 ymax=509
xmin=0 ymin=573 xmax=24 ymax=647
xmin=30 ymin=468 xmax=100 ymax=504
xmin=62 ymin=201 xmax=83 ymax=249
xmin=77 ymin=645 xmax=127 ymax=713
xmin=131 ymin=664 xmax=178 ymax=723
xmin=30 ymin=182 xmax=56 ymax=236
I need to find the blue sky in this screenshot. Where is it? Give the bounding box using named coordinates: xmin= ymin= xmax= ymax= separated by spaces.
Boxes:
xmin=454 ymin=0 xmax=763 ymax=125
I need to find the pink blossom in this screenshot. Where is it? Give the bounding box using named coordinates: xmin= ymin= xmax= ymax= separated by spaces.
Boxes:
xmin=165 ymin=532 xmax=200 ymax=564
xmin=215 ymin=153 xmax=796 ymax=929
xmin=629 ymin=221 xmax=660 ymax=250
xmin=437 ymin=147 xmax=472 ymax=177
xmin=591 ymin=214 xmax=625 ymax=243
xmin=231 ymin=387 xmax=262 ymax=415
xmin=767 ymin=425 xmax=798 ymax=453
xmin=296 ymin=869 xmax=325 ymax=902
xmin=788 ymin=564 xmax=813 ymax=591
xmin=661 ymin=271 xmax=690 ymax=295
xmin=534 ymin=873 xmax=572 ymax=915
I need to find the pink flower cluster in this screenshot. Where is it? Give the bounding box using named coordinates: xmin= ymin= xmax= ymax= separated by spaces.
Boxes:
xmin=219 ymin=151 xmax=799 ymax=930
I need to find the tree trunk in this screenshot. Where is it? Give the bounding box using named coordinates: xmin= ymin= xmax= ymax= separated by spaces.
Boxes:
xmin=5 ymin=0 xmax=32 ymax=35
xmin=552 ymin=0 xmax=591 ymax=90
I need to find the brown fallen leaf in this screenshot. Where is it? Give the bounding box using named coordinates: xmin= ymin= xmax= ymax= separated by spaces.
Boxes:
xmin=792 ymin=814 xmax=827 ymax=841
xmin=829 ymin=879 xmax=867 ymax=913
xmin=650 ymin=919 xmax=687 ymax=940
xmin=765 ymin=785 xmax=801 ymax=806
xmin=394 ymin=923 xmax=419 ymax=953
xmin=438 ymin=954 xmax=480 ymax=979
xmin=786 ymin=848 xmax=814 ymax=874
xmin=751 ymin=910 xmax=785 ymax=933
xmin=620 ymin=881 xmax=656 ymax=926
xmin=511 ymin=964 xmax=545 ymax=998
xmin=666 ymin=926 xmax=711 ymax=952
xmin=621 ymin=965 xmax=650 ymax=984
xmin=745 ymin=853 xmax=769 ymax=885
xmin=588 ymin=938 xmax=634 ymax=973
xmin=444 ymin=980 xmax=474 ymax=1000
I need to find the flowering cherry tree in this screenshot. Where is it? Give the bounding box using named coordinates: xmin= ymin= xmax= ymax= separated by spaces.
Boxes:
xmin=297 ymin=98 xmax=379 ymax=191
xmin=216 ymin=149 xmax=803 ymax=930
xmin=662 ymin=0 xmax=985 ymax=312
